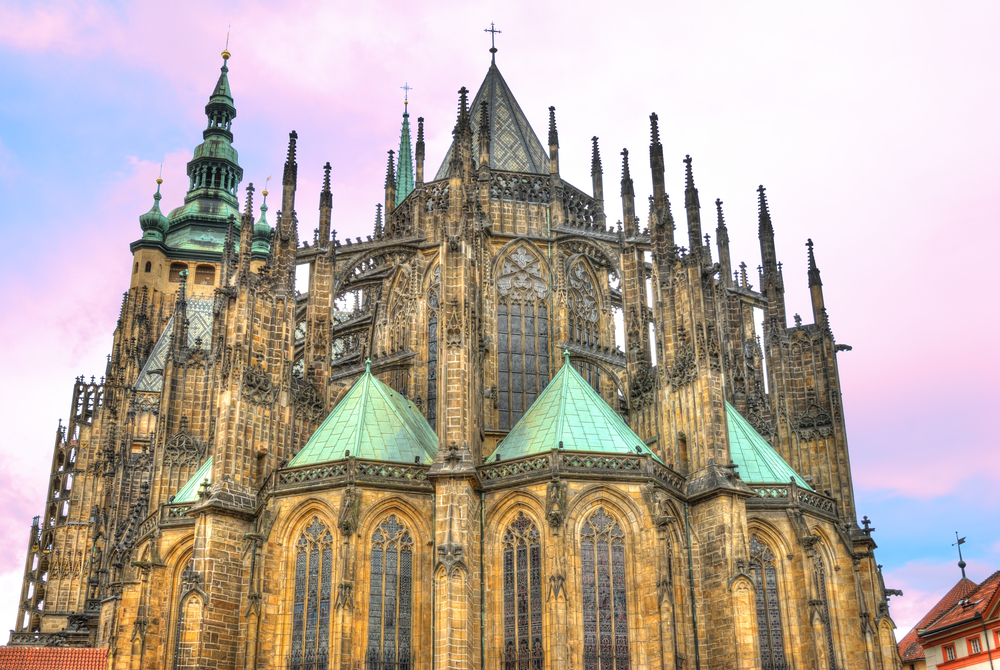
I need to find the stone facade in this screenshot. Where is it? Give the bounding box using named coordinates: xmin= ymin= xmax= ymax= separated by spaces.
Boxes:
xmin=9 ymin=51 xmax=904 ymax=670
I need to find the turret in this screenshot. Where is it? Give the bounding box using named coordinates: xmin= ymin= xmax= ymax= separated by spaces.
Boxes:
xmin=318 ymin=162 xmax=332 ymax=243
xmin=683 ymin=155 xmax=703 ymax=258
xmin=620 ymin=149 xmax=636 ymax=235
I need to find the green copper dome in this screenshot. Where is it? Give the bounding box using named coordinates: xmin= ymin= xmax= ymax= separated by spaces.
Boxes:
xmin=251 ymin=193 xmax=272 ymax=255
xmin=726 ymin=403 xmax=812 ymax=489
xmin=172 ymin=456 xmax=212 ymax=504
xmin=488 ymin=351 xmax=660 ymax=463
xmin=289 ymin=361 xmax=438 ymax=467
xmin=139 ymin=180 xmax=169 ymax=241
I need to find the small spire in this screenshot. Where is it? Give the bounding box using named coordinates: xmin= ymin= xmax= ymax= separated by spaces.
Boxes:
xmin=620 ymin=149 xmax=634 ymax=197
xmin=478 ymin=99 xmax=491 ymax=167
xmin=758 ymin=184 xmax=772 ymax=233
xmin=396 ymin=97 xmax=415 ymax=204
xmin=591 ymin=136 xmax=602 ymax=176
xmin=243 ymin=182 xmax=255 ymax=218
xmin=650 ymin=112 xmax=661 ymax=148
xmin=384 ymin=150 xmax=396 ymax=189
xmin=684 ymin=155 xmax=699 ymax=207
xmin=320 ymin=162 xmax=332 ymax=209
xmin=365 ymin=358 xmax=372 ymax=373
xmin=715 ymin=198 xmax=726 ymax=229
xmin=548 ymin=106 xmax=558 ymax=148
xmin=458 ymin=87 xmax=469 ymax=121
xmin=417 ymin=117 xmax=425 ymax=147
xmin=807 ymin=238 xmax=822 ymax=287
xmin=374 ymin=203 xmax=383 ymax=238
xmin=283 ymin=131 xmax=298 ymax=186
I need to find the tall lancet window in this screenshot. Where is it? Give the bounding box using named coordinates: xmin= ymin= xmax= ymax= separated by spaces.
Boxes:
xmin=749 ymin=535 xmax=787 ymax=670
xmin=813 ymin=545 xmax=838 ymax=669
xmin=366 ymin=516 xmax=413 ymax=670
xmin=290 ymin=518 xmax=333 ymax=670
xmin=581 ymin=508 xmax=630 ymax=670
xmin=427 ymin=267 xmax=440 ymax=430
xmin=502 ymin=513 xmax=543 ymax=670
xmin=567 ymin=260 xmax=602 ymax=393
xmin=496 ymin=246 xmax=550 ymax=430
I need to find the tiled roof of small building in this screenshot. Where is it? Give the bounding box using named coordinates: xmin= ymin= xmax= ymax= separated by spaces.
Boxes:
xmin=172 ymin=456 xmax=212 ymax=504
xmin=898 ymin=577 xmax=979 ymax=662
xmin=488 ymin=352 xmax=660 ymax=463
xmin=726 ymin=403 xmax=812 ymax=489
xmin=920 ymin=570 xmax=1000 ymax=636
xmin=0 ymin=646 xmax=107 ymax=670
xmin=288 ymin=362 xmax=438 ymax=467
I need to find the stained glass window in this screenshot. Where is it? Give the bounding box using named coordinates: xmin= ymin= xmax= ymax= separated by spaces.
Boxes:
xmin=581 ymin=508 xmax=630 ymax=670
xmin=427 ymin=267 xmax=439 ymax=430
xmin=497 ymin=247 xmax=549 ymax=430
xmin=749 ymin=535 xmax=787 ymax=670
xmin=366 ymin=516 xmax=413 ymax=670
xmin=501 ymin=513 xmax=543 ymax=670
xmin=289 ymin=518 xmax=333 ymax=670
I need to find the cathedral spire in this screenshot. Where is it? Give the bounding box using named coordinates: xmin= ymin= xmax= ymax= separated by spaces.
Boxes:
xmin=683 ymin=155 xmax=703 ymax=256
xmin=807 ymin=238 xmax=827 ymax=325
xmin=238 ymin=183 xmax=255 ymax=277
xmin=621 ymin=149 xmax=636 ymax=235
xmin=384 ymin=149 xmax=396 ymax=215
xmin=758 ymin=185 xmax=777 ymax=270
xmin=395 ymin=94 xmax=415 ymax=206
xmin=716 ymin=199 xmax=732 ymax=287
xmin=374 ymin=203 xmax=383 ymax=240
xmin=477 ymin=99 xmax=491 ymax=170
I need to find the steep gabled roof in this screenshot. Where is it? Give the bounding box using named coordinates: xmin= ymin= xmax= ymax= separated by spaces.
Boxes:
xmin=727 ymin=403 xmax=812 ymax=489
xmin=921 ymin=570 xmax=1000 ymax=636
xmin=173 ymin=456 xmax=212 ymax=504
xmin=898 ymin=577 xmax=979 ymax=662
xmin=488 ymin=352 xmax=660 ymax=463
xmin=434 ymin=61 xmax=549 ymax=180
xmin=134 ymin=299 xmax=214 ymax=393
xmin=288 ymin=362 xmax=438 ymax=466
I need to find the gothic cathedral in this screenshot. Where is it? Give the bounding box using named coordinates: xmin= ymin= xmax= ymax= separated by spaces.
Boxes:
xmin=10 ymin=47 xmax=904 ymax=670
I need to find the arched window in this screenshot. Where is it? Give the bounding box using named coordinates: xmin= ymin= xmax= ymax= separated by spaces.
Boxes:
xmin=289 ymin=518 xmax=334 ymax=670
xmin=427 ymin=268 xmax=439 ymax=430
xmin=813 ymin=545 xmax=838 ymax=669
xmin=580 ymin=508 xmax=629 ymax=670
xmin=195 ymin=265 xmax=216 ymax=285
xmin=169 ymin=263 xmax=188 ymax=283
xmin=366 ymin=516 xmax=413 ymax=670
xmin=496 ymin=246 xmax=550 ymax=430
xmin=144 ymin=261 xmax=152 ymax=273
xmin=502 ymin=513 xmax=543 ymax=670
xmin=749 ymin=535 xmax=787 ymax=670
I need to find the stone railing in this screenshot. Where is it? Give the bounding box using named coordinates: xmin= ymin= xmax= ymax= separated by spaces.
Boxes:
xmin=160 ymin=503 xmax=193 ymax=526
xmin=479 ymin=449 xmax=685 ymax=497
xmin=746 ymin=482 xmax=839 ymax=520
xmin=7 ymin=631 xmax=89 ymax=647
xmin=273 ymin=457 xmax=433 ymax=495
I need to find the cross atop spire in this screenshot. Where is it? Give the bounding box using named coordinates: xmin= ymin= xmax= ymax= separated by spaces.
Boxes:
xmin=401 ymin=82 xmax=413 ymax=106
xmin=484 ymin=22 xmax=501 ymax=61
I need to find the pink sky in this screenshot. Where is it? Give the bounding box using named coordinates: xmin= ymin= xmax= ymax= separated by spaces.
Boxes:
xmin=0 ymin=0 xmax=997 ymax=639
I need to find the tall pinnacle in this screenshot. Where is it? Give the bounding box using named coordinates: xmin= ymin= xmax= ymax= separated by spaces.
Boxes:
xmin=385 ymin=150 xmax=396 ymax=189
xmin=395 ymin=98 xmax=414 ymax=206
xmin=591 ymin=136 xmax=603 ymax=177
xmin=807 ymin=238 xmax=822 ymax=287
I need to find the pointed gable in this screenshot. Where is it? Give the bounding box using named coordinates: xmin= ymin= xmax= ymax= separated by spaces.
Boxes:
xmin=727 ymin=402 xmax=812 ymax=488
xmin=434 ymin=62 xmax=549 ymax=180
xmin=489 ymin=352 xmax=659 ymax=462
xmin=289 ymin=363 xmax=438 ymax=467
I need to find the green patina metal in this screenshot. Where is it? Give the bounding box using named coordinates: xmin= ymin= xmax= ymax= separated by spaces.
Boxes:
xmin=139 ymin=180 xmax=169 ymax=242
xmin=251 ymin=190 xmax=273 ymax=256
xmin=488 ymin=351 xmax=661 ymax=463
xmin=395 ymin=101 xmax=415 ymax=205
xmin=173 ymin=456 xmax=213 ymax=504
xmin=289 ymin=360 xmax=438 ymax=467
xmin=726 ymin=402 xmax=812 ymax=489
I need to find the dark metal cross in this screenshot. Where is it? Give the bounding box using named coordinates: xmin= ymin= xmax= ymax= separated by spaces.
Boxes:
xmin=484 ymin=22 xmax=501 ymax=59
xmin=400 ymin=82 xmax=413 ymax=103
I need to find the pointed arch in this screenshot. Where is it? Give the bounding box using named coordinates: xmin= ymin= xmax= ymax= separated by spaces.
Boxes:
xmin=499 ymin=511 xmax=544 ymax=670
xmin=810 ymin=535 xmax=839 ymax=670
xmin=749 ymin=534 xmax=788 ymax=669
xmin=287 ymin=516 xmax=335 ymax=670
xmin=579 ymin=507 xmax=631 ymax=670
xmin=364 ymin=514 xmax=415 ymax=670
xmin=494 ymin=241 xmax=551 ymax=430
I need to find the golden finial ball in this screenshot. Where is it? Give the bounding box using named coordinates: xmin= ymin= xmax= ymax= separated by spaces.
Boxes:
xmin=222 ymin=49 xmax=231 ymax=60
xmin=262 ymin=190 xmax=268 ymax=197
xmin=156 ymin=177 xmax=163 ymax=184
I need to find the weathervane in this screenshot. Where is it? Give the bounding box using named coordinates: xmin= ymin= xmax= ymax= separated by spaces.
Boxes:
xmin=953 ymin=532 xmax=967 ymax=580
xmin=484 ymin=22 xmax=501 ymax=62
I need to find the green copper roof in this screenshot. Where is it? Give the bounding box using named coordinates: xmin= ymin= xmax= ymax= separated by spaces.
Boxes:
xmin=726 ymin=402 xmax=812 ymax=489
xmin=434 ymin=61 xmax=550 ymax=180
xmin=173 ymin=456 xmax=212 ymax=504
xmin=489 ymin=352 xmax=660 ymax=463
xmin=289 ymin=362 xmax=438 ymax=467
xmin=395 ymin=104 xmax=414 ymax=205
xmin=251 ymin=193 xmax=272 ymax=255
xmin=139 ymin=181 xmax=169 ymax=241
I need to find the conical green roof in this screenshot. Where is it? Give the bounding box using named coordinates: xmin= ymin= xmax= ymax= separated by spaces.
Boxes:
xmin=289 ymin=362 xmax=438 ymax=467
xmin=395 ymin=103 xmax=414 ymax=205
xmin=173 ymin=456 xmax=212 ymax=504
xmin=726 ymin=403 xmax=812 ymax=489
xmin=488 ymin=352 xmax=660 ymax=463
